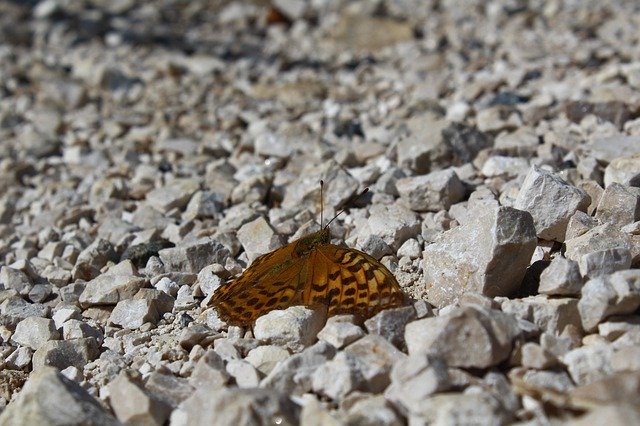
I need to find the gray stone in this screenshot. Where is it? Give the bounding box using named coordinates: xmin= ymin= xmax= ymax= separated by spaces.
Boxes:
xmin=343 ymin=334 xmax=407 ymax=393
xmin=0 ymin=266 xmax=33 ymax=295
xmin=384 ymin=354 xmax=450 ymax=416
xmin=586 ymin=135 xmax=640 ymax=163
xmin=41 ymin=265 xmax=71 ymax=288
xmin=406 ymin=392 xmax=512 ymax=425
xmin=171 ymin=387 xmax=300 ymax=426
xmin=178 ymin=323 xmax=217 ymax=350
xmin=76 ymin=238 xmax=118 ymax=270
xmin=343 ymin=395 xmax=404 ymax=426
xmin=595 ymin=183 xmax=640 ymax=227
xmin=0 ymin=297 xmax=50 ymax=329
xmin=397 ymin=113 xmax=451 ymax=174
xmin=245 ymin=345 xmax=291 ymax=376
xmin=397 ymin=238 xmax=422 ymax=259
xmin=32 ymin=337 xmax=100 ymax=370
xmin=520 ymin=342 xmax=558 ymax=369
xmin=145 ymin=371 xmax=195 ymax=409
xmin=422 ymin=206 xmax=536 ymax=307
xmin=358 ymin=203 xmax=421 ymax=250
xmin=562 ymin=344 xmax=614 ymax=386
xmin=230 ymin=173 xmax=273 ymax=205
xmin=79 ymin=274 xmax=148 ymax=308
xmin=12 ymin=316 xmax=60 ymax=350
xmin=578 ymin=247 xmax=632 ymax=278
xmin=538 ymin=256 xmax=583 ymax=296
xmin=317 ymin=315 xmax=365 ymax=349
xmin=254 ymin=306 xmax=326 ymax=352
xmin=225 ymin=359 xmax=261 ymax=388
xmin=514 ymin=165 xmax=590 ymax=241
xmin=480 ymin=155 xmax=529 ymax=178
xmin=500 ymin=295 xmax=581 ymax=335
xmin=565 ymin=210 xmax=599 ymax=240
xmin=62 ymin=319 xmax=103 ymax=343
xmin=311 ymin=352 xmax=367 ymax=400
xmin=604 ymin=154 xmax=640 ymax=187
xmin=0 ymin=367 xmax=119 ymax=426
xmin=261 ymin=341 xmax=336 ymax=395
xmin=158 ymin=238 xmax=230 ymax=273
xmin=396 ymin=168 xmax=465 ymax=212
xmin=108 ymin=371 xmax=171 ymax=426
xmin=145 ymin=178 xmax=200 ymax=213
xmin=236 ymin=216 xmax=284 ymax=262
xmin=5 ymin=346 xmax=33 ymax=370
xmin=52 ymin=305 xmax=82 ymax=329
xmin=364 ymin=305 xmax=417 ymax=349
xmin=405 ymin=306 xmax=519 ymax=368
xmin=578 ymin=270 xmax=640 ymax=332
xmin=189 ymin=350 xmax=229 ymax=390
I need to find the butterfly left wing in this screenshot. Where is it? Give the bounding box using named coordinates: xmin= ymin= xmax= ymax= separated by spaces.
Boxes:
xmin=305 ymin=245 xmax=405 ymax=318
xmin=210 ymin=241 xmax=309 ymax=326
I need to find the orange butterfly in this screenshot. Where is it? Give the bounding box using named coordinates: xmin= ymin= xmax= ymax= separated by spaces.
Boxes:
xmin=210 ymin=184 xmax=405 ymax=326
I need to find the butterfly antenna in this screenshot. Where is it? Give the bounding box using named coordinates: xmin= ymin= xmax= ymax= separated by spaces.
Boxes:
xmin=320 ymin=180 xmax=324 ymax=228
xmin=324 ymin=187 xmax=369 ymax=229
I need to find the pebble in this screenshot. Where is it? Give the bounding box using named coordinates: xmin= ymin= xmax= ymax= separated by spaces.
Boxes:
xmin=253 ymin=306 xmax=326 ymax=352
xmin=107 ymin=370 xmax=171 ymax=426
xmin=11 ymin=316 xmax=60 ymax=350
xmin=396 ymin=168 xmax=466 ymax=212
xmin=514 ymin=165 xmax=591 ymax=242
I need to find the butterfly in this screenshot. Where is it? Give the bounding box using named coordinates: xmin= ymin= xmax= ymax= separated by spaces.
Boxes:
xmin=210 ymin=184 xmax=405 ymax=326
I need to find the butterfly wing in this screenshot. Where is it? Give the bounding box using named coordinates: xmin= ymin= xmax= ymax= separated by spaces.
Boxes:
xmin=305 ymin=245 xmax=405 ymax=318
xmin=210 ymin=241 xmax=309 ymax=326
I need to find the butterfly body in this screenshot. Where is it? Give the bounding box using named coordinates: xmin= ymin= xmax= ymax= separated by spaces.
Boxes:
xmin=210 ymin=228 xmax=405 ymax=326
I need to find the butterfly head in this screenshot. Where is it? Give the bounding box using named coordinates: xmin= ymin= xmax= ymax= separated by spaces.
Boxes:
xmin=294 ymin=228 xmax=331 ymax=256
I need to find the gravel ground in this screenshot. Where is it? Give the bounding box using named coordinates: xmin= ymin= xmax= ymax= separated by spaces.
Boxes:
xmin=1 ymin=0 xmax=640 ymax=425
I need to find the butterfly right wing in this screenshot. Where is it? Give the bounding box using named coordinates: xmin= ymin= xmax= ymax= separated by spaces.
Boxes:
xmin=210 ymin=241 xmax=308 ymax=326
xmin=307 ymin=244 xmax=405 ymax=318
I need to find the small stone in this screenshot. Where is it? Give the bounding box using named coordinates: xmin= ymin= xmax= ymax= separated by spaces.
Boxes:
xmin=317 ymin=315 xmax=364 ymax=349
xmin=108 ymin=371 xmax=171 ymax=426
xmin=27 ymin=283 xmax=53 ymax=303
xmin=79 ymin=274 xmax=148 ymax=308
xmin=343 ymin=334 xmax=406 ymax=393
xmin=225 ymin=359 xmax=261 ymax=388
xmin=5 ymin=347 xmax=33 ymax=370
xmin=62 ymin=319 xmax=103 ymax=343
xmin=145 ymin=178 xmax=200 ymax=213
xmin=261 ymin=341 xmax=336 ymax=395
xmin=586 ymin=135 xmax=640 ymax=163
xmin=0 ymin=297 xmax=50 ymax=329
xmin=396 ymin=238 xmax=421 ymax=259
xmin=578 ymin=247 xmax=632 ymax=278
xmin=311 ymin=352 xmax=367 ymax=400
xmin=32 ymin=337 xmax=100 ymax=371
xmin=480 ymin=155 xmax=529 ymax=178
xmin=384 ymin=354 xmax=450 ymax=417
xmin=52 ymin=305 xmax=82 ymax=329
xmin=538 ymin=256 xmax=583 ymax=296
xmin=396 ymin=168 xmax=465 ymax=212
xmin=179 ymin=323 xmax=216 ymax=350
xmin=405 ymin=306 xmax=519 ymax=368
xmin=12 ymin=316 xmax=60 ymax=350
xmin=520 ymin=342 xmax=558 ymax=369
xmin=245 ymin=345 xmax=291 ymax=376
xmin=364 ymin=306 xmax=417 ymax=349
xmin=76 ymin=238 xmax=118 ymax=270
xmin=236 ymin=216 xmax=284 ymax=262
xmin=604 ymin=154 xmax=640 ymax=187
xmin=598 ymin=317 xmax=640 ymax=340
xmin=578 ymin=270 xmax=640 ymax=332
xmin=360 ymin=204 xmax=420 ymax=250
xmin=422 ymin=206 xmax=536 ymax=307
xmin=562 ymin=344 xmax=614 ymax=386
xmin=514 ymin=165 xmax=590 ymax=241
xmin=158 ymin=238 xmax=230 ymax=273
xmin=145 ymin=371 xmax=195 ymax=409
xmin=188 ymin=350 xmax=229 ymax=389
xmin=254 ymin=306 xmax=326 ymax=352
xmin=343 ymin=394 xmax=404 ymax=426
xmin=0 ymin=266 xmax=32 ymax=295
xmin=406 ymin=392 xmax=512 ymax=425
xmin=40 ymin=265 xmax=71 ymax=288
xmin=0 ymin=367 xmax=119 ymax=425
xmin=170 ymin=387 xmax=299 ymax=426
xmin=594 ymin=183 xmax=640 ymax=227
xmin=500 ymin=296 xmax=581 ymax=335
xmin=37 ymin=241 xmax=65 ymax=261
